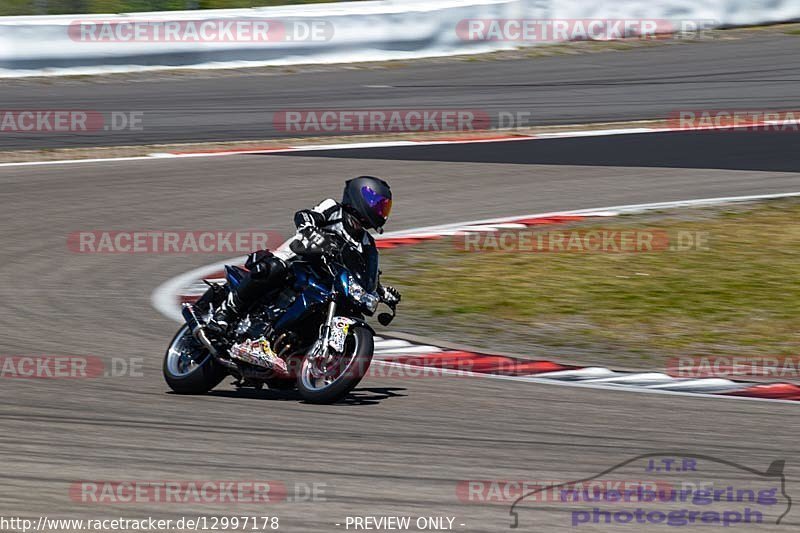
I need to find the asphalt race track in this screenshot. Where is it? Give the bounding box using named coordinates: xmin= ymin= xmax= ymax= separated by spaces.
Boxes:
xmin=1 ymin=31 xmax=800 ymax=150
xmin=0 ymin=129 xmax=798 ymax=531
xmin=271 ymin=130 xmax=800 ymax=173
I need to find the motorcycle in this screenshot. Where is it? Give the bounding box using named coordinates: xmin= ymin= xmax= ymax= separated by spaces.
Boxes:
xmin=162 ymin=230 xmax=397 ymax=404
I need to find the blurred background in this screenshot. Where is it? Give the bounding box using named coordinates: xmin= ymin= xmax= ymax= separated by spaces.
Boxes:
xmin=1 ymin=0 xmax=358 ymax=16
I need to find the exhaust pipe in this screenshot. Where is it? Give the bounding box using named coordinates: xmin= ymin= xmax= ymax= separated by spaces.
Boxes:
xmin=182 ymin=303 xmax=220 ymax=358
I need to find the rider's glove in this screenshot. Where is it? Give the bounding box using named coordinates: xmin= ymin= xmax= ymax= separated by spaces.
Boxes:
xmin=245 ymin=250 xmax=274 ymax=277
xmin=299 ymin=225 xmax=326 ymax=246
xmin=295 ymin=225 xmax=330 ymax=256
xmin=380 ymin=285 xmax=402 ymax=306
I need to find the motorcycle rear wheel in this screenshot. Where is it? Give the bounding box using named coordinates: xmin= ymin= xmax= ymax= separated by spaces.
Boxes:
xmin=163 ymin=324 xmax=227 ymax=394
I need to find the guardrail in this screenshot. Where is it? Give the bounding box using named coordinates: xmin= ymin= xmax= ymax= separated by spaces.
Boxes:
xmin=1 ymin=0 xmax=798 ymax=77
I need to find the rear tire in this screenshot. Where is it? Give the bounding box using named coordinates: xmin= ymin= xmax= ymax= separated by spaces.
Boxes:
xmin=163 ymin=325 xmax=227 ymax=394
xmin=297 ymin=326 xmax=374 ymax=404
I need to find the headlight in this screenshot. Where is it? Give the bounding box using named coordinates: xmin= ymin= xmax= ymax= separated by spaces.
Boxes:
xmin=347 ymin=275 xmax=379 ymax=313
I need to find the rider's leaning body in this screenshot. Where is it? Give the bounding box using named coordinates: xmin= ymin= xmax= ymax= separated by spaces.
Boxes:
xmin=206 ymin=176 xmax=401 ymax=332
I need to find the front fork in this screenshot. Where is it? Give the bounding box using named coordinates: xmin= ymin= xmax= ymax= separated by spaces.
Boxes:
xmin=310 ymin=299 xmax=337 ymax=366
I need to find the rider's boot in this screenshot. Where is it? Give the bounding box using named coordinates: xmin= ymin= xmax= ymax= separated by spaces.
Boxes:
xmin=206 ymin=289 xmax=242 ymax=334
xmin=206 ymin=256 xmax=289 ymax=335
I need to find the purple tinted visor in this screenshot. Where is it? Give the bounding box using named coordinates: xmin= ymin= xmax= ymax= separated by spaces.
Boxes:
xmin=361 ymin=186 xmax=392 ymax=219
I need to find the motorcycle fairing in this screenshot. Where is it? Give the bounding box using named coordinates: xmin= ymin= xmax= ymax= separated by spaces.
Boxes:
xmin=225 ymin=265 xmax=248 ymax=288
xmin=272 ymin=263 xmax=331 ymax=331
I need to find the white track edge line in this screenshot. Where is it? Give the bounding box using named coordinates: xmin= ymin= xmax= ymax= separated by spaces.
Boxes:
xmin=0 ymin=154 xmax=164 ymax=168
xmin=151 ymin=256 xmax=244 ymax=323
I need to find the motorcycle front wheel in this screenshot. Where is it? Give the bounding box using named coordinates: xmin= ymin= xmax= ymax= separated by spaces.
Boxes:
xmin=297 ymin=325 xmax=374 ymax=404
xmin=163 ymin=324 xmax=227 ymax=394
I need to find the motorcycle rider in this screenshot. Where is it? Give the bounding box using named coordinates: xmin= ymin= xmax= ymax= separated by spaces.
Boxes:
xmin=204 ymin=176 xmax=401 ymax=333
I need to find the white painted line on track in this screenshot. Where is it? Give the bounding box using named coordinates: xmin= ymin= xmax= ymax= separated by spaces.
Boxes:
xmin=0 ymin=155 xmax=163 ymax=168
xmin=535 ymin=128 xmax=659 ymax=138
xmin=374 ymin=346 xmax=443 ymax=355
xmin=580 ymin=372 xmax=676 ymax=385
xmin=534 ymin=367 xmax=616 ymax=379
xmin=645 ymin=379 xmax=740 ymax=392
xmin=373 ymin=339 xmax=415 ymax=350
xmin=151 ymin=256 xmax=243 ymax=323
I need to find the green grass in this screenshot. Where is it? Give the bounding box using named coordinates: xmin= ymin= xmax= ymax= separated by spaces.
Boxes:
xmin=380 ymin=199 xmax=800 ymax=366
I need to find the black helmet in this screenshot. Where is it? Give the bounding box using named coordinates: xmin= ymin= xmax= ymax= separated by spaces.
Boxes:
xmin=342 ymin=176 xmax=392 ymax=231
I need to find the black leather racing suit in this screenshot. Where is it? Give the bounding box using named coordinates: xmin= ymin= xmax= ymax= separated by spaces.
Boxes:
xmin=218 ymin=198 xmax=394 ymax=322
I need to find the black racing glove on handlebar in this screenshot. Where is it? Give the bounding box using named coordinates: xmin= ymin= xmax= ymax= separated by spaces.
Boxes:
xmin=380 ymin=285 xmax=402 ymax=306
xmin=245 ymin=250 xmax=274 ymax=277
xmin=297 ymin=225 xmax=329 ymax=253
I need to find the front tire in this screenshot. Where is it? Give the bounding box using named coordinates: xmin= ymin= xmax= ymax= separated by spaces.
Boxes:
xmin=163 ymin=325 xmax=227 ymax=394
xmin=297 ymin=326 xmax=374 ymax=404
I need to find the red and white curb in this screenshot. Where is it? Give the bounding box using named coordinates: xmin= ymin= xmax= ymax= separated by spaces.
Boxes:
xmin=151 ymin=192 xmax=800 ymax=404
xmin=372 ymin=337 xmax=800 ymax=403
